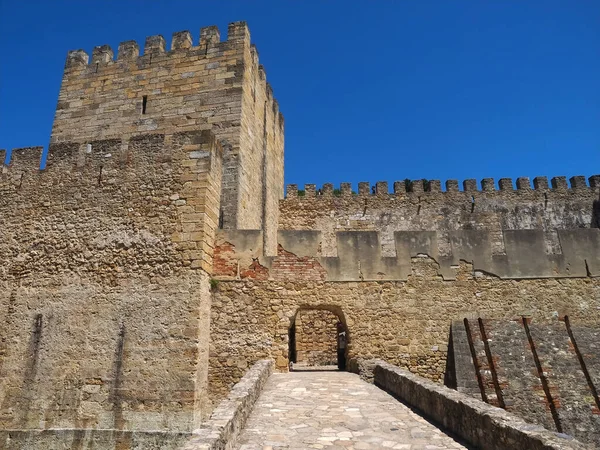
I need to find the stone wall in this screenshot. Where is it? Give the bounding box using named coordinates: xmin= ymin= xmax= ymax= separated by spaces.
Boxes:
xmin=294 ymin=309 xmax=338 ymax=366
xmin=1 ymin=429 xmax=191 ymax=450
xmin=0 ymin=131 xmax=220 ymax=437
xmin=208 ymin=258 xmax=600 ymax=402
xmin=213 ymin=227 xmax=600 ymax=282
xmin=448 ymin=318 xmax=600 ymax=445
xmin=280 ymin=178 xmax=599 ymax=259
xmin=51 ymin=22 xmax=284 ymax=234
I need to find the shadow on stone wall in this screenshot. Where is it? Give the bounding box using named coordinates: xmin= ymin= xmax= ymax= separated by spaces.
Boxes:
xmin=443 ymin=326 xmax=456 ymax=390
xmin=592 ymin=193 xmax=600 ymax=228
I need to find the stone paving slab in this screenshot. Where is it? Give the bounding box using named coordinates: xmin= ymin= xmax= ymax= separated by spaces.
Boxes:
xmin=235 ymin=371 xmax=467 ymax=450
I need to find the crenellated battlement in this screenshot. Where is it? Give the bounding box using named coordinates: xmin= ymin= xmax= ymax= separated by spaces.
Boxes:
xmin=0 ymin=132 xmax=222 ymax=178
xmin=284 ymin=175 xmax=600 ymax=199
xmin=55 ymin=20 xmax=283 ymax=147
xmin=1 ymin=146 xmax=45 ymax=172
xmin=1 ymin=131 xmax=224 ymax=275
xmin=65 ymin=22 xmax=250 ymax=70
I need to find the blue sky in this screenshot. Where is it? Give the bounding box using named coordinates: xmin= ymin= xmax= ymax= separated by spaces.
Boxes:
xmin=1 ymin=1 xmax=598 ymax=188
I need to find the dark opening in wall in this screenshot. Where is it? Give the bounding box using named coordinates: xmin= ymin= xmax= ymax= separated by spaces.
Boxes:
xmin=289 ymin=307 xmax=348 ymax=371
xmin=142 ymin=95 xmax=148 ymax=114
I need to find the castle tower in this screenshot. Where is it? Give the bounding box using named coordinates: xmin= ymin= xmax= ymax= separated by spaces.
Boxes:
xmin=51 ymin=21 xmax=284 ymax=254
xmin=0 ymin=22 xmax=283 ymax=447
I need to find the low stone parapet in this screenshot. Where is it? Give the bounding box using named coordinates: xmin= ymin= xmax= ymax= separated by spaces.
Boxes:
xmin=182 ymin=359 xmax=273 ymax=450
xmin=357 ymin=360 xmax=588 ymax=450
xmin=347 ymin=357 xmax=378 ymax=383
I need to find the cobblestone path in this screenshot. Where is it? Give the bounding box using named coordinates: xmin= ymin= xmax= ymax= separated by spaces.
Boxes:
xmin=236 ymin=371 xmax=468 ymax=450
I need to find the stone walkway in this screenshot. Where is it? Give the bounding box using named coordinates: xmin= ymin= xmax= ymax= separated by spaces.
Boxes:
xmin=235 ymin=370 xmax=468 ymax=450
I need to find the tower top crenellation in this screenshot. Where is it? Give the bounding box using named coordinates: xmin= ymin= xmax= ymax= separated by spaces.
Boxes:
xmin=65 ymin=22 xmax=250 ymax=70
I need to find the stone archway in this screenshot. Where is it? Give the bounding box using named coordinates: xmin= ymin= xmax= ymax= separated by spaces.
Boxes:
xmin=288 ymin=306 xmax=349 ymax=370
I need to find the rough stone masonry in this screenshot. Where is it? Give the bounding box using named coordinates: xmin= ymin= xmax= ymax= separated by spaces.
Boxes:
xmin=1 ymin=20 xmax=599 ymax=449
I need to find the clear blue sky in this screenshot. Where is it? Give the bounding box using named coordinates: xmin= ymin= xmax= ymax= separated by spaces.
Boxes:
xmin=1 ymin=1 xmax=599 ymax=188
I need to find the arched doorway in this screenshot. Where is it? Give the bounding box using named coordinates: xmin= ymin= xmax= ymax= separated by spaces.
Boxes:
xmin=288 ymin=306 xmax=349 ymax=371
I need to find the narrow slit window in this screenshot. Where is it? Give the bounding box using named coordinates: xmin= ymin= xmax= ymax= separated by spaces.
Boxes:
xmin=142 ymin=95 xmax=148 ymax=114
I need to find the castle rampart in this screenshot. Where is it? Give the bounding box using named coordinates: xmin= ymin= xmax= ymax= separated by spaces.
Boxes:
xmin=0 ymin=130 xmax=222 ymax=434
xmin=285 ymin=175 xmax=600 ymax=197
xmin=279 ymin=176 xmax=600 ymax=258
xmin=208 ymin=172 xmax=600 ymax=424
